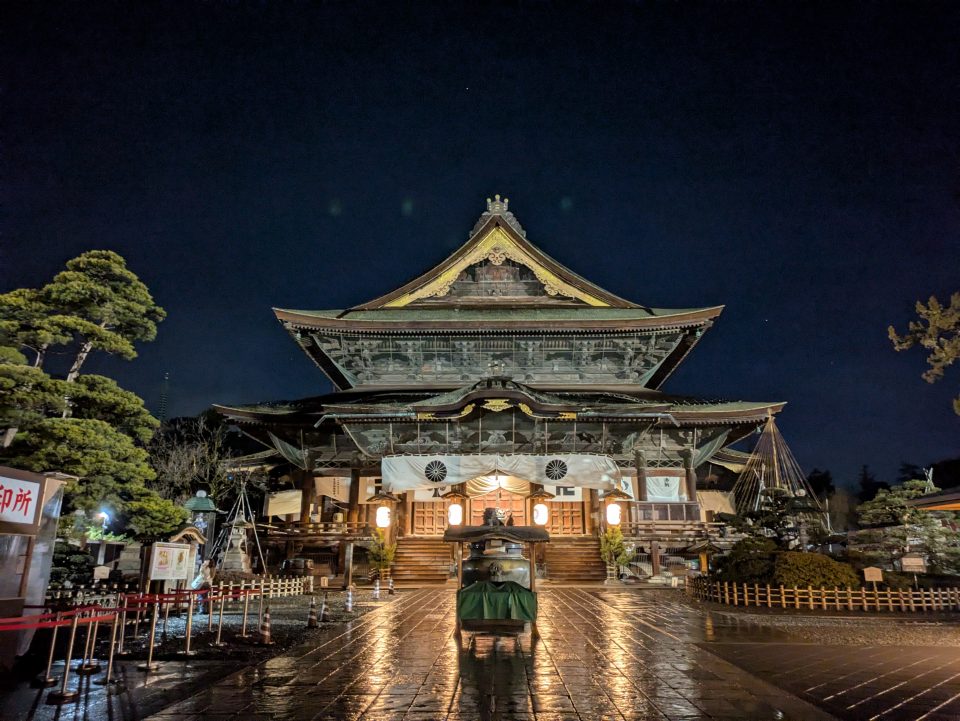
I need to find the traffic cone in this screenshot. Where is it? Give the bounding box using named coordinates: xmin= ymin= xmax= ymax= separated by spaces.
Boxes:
xmin=307 ymin=598 xmax=318 ymax=629
xmin=388 ymin=577 xmax=395 ymax=595
xmin=259 ymin=605 xmax=275 ymax=645
xmin=372 ymin=578 xmax=380 ymax=600
xmin=319 ymin=591 xmax=329 ymax=621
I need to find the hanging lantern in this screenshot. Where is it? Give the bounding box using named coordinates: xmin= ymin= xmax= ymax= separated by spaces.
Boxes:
xmin=375 ymin=505 xmax=392 ymax=528
xmin=532 ymin=503 xmax=549 ymax=526
xmin=605 ymin=502 xmax=622 ymax=526
xmin=601 ymin=486 xmax=630 ymax=527
xmin=447 ymin=503 xmax=463 ymax=526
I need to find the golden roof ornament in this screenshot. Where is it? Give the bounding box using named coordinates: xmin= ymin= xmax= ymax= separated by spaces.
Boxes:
xmin=470 ymin=193 xmax=526 ymax=238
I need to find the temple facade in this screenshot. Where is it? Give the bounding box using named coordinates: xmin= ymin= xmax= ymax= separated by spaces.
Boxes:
xmin=216 ymin=196 xmax=782 ymax=583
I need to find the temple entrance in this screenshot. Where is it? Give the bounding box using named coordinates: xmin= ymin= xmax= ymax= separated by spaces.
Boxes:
xmin=470 ymin=488 xmax=527 ymax=527
xmin=547 ymin=502 xmax=585 ymax=536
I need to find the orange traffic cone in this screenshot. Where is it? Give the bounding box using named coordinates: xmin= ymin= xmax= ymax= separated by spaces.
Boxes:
xmin=259 ymin=605 xmax=275 ymax=645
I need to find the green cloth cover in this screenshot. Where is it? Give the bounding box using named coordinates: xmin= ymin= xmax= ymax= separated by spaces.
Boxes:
xmin=456 ymin=581 xmax=538 ymax=621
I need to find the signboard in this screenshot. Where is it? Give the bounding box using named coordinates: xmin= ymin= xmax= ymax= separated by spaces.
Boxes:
xmin=863 ymin=566 xmax=883 ymax=583
xmin=901 ymin=554 xmax=927 ymax=573
xmin=149 ymin=542 xmax=194 ymax=581
xmin=0 ymin=469 xmax=44 ymax=533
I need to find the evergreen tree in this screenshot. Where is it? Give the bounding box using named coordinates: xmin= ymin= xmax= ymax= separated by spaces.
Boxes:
xmin=856 ymin=465 xmax=889 ymax=503
xmin=889 ymin=291 xmax=960 ymax=414
xmin=0 ymin=250 xmax=182 ymax=538
xmin=806 ymin=468 xmax=835 ymax=501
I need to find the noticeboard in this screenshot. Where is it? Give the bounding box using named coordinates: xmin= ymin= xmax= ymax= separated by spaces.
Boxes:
xmin=863 ymin=566 xmax=883 ymax=583
xmin=901 ymin=555 xmax=927 ymax=573
xmin=149 ymin=542 xmax=194 ymax=581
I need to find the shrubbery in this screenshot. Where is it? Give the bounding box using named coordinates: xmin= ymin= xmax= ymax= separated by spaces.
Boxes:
xmin=713 ymin=539 xmax=861 ymax=588
xmin=773 ymin=551 xmax=860 ymax=588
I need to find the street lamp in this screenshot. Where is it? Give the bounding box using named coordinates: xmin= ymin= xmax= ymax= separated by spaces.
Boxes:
xmin=97 ymin=511 xmax=110 ymax=530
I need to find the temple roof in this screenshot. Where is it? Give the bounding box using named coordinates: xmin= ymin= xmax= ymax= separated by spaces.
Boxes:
xmin=214 ymin=381 xmax=784 ymax=427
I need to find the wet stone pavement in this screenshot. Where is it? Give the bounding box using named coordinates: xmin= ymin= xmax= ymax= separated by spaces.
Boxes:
xmin=142 ymin=587 xmax=835 ymax=721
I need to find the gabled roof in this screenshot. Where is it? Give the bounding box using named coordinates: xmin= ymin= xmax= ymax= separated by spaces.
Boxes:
xmin=353 ymin=195 xmax=639 ymax=310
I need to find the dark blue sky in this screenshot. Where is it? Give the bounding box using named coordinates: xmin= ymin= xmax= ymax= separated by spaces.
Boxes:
xmin=3 ymin=2 xmax=958 ymax=486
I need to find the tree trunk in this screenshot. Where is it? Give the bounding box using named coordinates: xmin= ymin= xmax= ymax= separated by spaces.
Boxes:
xmin=65 ymin=339 xmax=95 ymax=383
xmin=32 ymin=344 xmax=48 ymax=368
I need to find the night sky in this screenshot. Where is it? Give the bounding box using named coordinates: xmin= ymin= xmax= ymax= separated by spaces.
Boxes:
xmin=3 ymin=2 xmax=958 ymax=487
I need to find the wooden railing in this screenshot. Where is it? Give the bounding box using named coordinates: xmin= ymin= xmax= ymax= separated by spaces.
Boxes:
xmin=619 ymin=519 xmax=732 ymax=539
xmin=687 ymin=576 xmax=960 ymax=613
xmin=258 ymin=521 xmax=372 ymax=538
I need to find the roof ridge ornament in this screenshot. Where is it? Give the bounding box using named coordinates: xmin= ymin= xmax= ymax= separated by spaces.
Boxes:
xmin=470 ymin=193 xmax=526 ymax=238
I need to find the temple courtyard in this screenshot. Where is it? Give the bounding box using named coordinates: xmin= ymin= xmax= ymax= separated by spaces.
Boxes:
xmin=6 ymin=587 xmax=960 ymax=721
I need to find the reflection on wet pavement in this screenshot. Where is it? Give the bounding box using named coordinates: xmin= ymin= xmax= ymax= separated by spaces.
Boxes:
xmin=142 ymin=587 xmax=831 ymax=720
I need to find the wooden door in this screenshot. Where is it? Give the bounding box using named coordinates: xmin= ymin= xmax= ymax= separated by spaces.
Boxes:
xmin=412 ymin=501 xmax=448 ymax=536
xmin=548 ymin=502 xmax=584 ymax=536
xmin=470 ymin=490 xmax=526 ymax=526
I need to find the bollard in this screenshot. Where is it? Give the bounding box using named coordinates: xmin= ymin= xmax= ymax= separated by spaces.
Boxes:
xmin=77 ymin=615 xmax=102 ymax=674
xmin=258 ymin=605 xmax=274 ymax=645
xmin=46 ymin=614 xmax=81 ymax=704
xmin=94 ymin=611 xmax=122 ymax=689
xmin=373 ymin=578 xmax=380 ymax=600
xmin=345 ymin=585 xmax=354 ymax=613
xmin=212 ymin=585 xmax=227 ymax=647
xmin=257 ymin=580 xmax=265 ymax=625
xmin=179 ymin=592 xmax=197 ymax=656
xmin=307 ymin=597 xmax=318 ymax=628
xmin=319 ymin=591 xmax=329 ymax=622
xmin=137 ymin=600 xmax=160 ymax=671
xmin=32 ymin=612 xmax=62 ymax=687
xmin=240 ymin=586 xmax=252 ymax=638
xmin=388 ymin=577 xmax=395 ymax=595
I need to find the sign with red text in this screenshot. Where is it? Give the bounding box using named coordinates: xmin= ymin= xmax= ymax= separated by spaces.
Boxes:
xmin=0 ymin=473 xmax=42 ymax=531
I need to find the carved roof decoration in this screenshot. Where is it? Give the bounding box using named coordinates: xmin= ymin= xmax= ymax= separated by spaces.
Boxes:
xmin=352 ymin=195 xmax=641 ymax=310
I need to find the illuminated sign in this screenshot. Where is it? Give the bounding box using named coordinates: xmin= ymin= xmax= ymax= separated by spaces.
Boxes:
xmin=0 ymin=474 xmax=42 ymax=529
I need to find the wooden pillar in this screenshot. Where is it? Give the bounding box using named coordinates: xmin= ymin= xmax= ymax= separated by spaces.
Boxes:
xmin=634 ymin=450 xmax=648 ymax=502
xmin=342 ymin=541 xmax=354 ymax=589
xmin=403 ymin=492 xmax=414 ymax=536
xmin=299 ymin=453 xmax=315 ymax=523
xmin=650 ymin=539 xmax=661 ymax=577
xmin=347 ymin=468 xmax=362 ymax=524
xmin=699 ymin=551 xmax=709 ymax=574
xmin=681 ymin=450 xmax=698 ymax=504
xmin=583 ymin=489 xmax=595 ymax=535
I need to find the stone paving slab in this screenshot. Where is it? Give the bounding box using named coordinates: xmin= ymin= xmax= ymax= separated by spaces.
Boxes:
xmin=143 ymin=587 xmax=836 ymax=721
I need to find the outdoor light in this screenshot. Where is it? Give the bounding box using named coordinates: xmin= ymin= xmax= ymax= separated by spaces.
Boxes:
xmin=447 ymin=503 xmax=463 ymax=526
xmin=97 ymin=511 xmax=110 ymax=529
xmin=605 ymin=502 xmax=622 ymax=526
xmin=375 ymin=505 xmax=392 ymax=528
xmin=533 ymin=503 xmax=549 ymax=526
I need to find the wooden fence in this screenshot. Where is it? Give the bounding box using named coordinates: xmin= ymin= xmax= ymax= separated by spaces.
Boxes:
xmin=687 ymin=576 xmax=960 ymax=613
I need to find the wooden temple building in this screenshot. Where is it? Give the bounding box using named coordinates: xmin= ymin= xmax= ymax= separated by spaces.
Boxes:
xmin=215 ymin=196 xmax=783 ymax=583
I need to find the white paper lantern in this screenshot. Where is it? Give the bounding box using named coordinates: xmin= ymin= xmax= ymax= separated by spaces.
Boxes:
xmin=375 ymin=505 xmax=391 ymax=528
xmin=533 ymin=503 xmax=549 ymax=526
xmin=447 ymin=503 xmax=463 ymax=526
xmin=605 ymin=502 xmax=622 ymax=526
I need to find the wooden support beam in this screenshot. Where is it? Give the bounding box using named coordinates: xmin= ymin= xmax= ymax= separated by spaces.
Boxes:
xmin=347 ymin=468 xmax=361 ymax=524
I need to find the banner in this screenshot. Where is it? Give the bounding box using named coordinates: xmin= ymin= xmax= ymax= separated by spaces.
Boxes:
xmin=381 ymin=454 xmax=622 ymax=493
xmin=646 ymin=474 xmax=686 ymax=502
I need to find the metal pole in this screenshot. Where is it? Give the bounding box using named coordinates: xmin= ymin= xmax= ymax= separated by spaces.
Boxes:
xmin=179 ymin=592 xmax=196 ymax=656
xmin=241 ymin=588 xmax=251 ymax=637
xmin=137 ymin=600 xmax=160 ymax=672
xmin=33 ymin=612 xmax=61 ymax=687
xmin=94 ymin=612 xmax=121 ymax=688
xmin=213 ymin=584 xmax=227 ymax=647
xmin=46 ymin=614 xmax=80 ymax=704
xmin=117 ymin=597 xmax=129 ymax=655
xmin=78 ymin=616 xmax=101 ymax=674
xmin=258 ymin=580 xmax=265 ymax=625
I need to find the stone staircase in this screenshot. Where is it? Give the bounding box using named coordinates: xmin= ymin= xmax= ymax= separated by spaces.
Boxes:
xmin=544 ymin=536 xmax=607 ymax=582
xmin=392 ymin=536 xmax=451 ymax=585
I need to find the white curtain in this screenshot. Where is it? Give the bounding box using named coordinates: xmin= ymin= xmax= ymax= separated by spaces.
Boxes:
xmin=646 ymin=475 xmax=685 ymax=502
xmin=381 ymin=454 xmax=622 ymax=493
